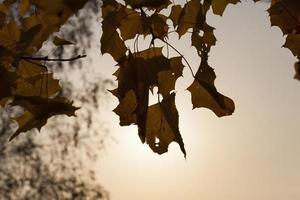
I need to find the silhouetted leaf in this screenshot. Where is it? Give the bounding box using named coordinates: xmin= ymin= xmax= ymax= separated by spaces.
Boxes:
xmin=113 ymin=89 xmax=137 ymax=125
xmin=158 ymin=57 xmax=184 ymax=97
xmin=284 ymin=33 xmax=300 ymax=57
xmin=211 ymin=0 xmax=240 ymax=16
xmin=10 ymin=96 xmax=78 ymax=141
xmin=101 ymin=7 xmax=127 ymax=61
xmin=169 ymin=5 xmax=182 ymax=28
xmin=188 ymin=52 xmax=235 ymax=117
xmin=14 ymin=73 xmax=60 ymax=98
xmin=119 ymin=9 xmax=141 ymax=40
xmin=177 ymin=0 xmax=202 ymax=37
xmin=268 ymin=0 xmax=300 ymax=34
xmin=146 ymin=93 xmax=186 ymax=156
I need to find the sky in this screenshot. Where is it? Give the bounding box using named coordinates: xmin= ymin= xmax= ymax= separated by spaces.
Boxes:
xmin=89 ymin=1 xmax=300 ymax=200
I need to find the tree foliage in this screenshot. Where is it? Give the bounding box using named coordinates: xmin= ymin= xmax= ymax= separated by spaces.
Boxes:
xmin=0 ymin=79 xmax=109 ymax=199
xmin=0 ymin=0 xmax=299 ymax=156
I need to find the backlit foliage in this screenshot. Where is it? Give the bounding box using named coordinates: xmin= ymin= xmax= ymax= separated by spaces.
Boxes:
xmin=0 ymin=0 xmax=299 ymax=156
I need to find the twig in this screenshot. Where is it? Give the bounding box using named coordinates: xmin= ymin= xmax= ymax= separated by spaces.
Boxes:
xmin=21 ymin=55 xmax=87 ymax=62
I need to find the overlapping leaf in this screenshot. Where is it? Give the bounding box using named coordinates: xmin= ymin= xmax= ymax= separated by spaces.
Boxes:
xmin=211 ymin=0 xmax=240 ymax=16
xmin=146 ymin=93 xmax=186 ymax=156
xmin=0 ymin=0 xmax=88 ymax=140
xmin=268 ymin=0 xmax=300 ymax=80
xmin=188 ymin=52 xmax=235 ymax=117
xmin=10 ymin=96 xmax=78 ymax=141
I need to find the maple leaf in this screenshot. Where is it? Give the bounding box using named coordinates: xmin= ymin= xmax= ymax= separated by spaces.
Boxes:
xmin=119 ymin=9 xmax=142 ymax=40
xmin=16 ymin=60 xmax=46 ymax=78
xmin=177 ymin=0 xmax=202 ymax=37
xmin=101 ymin=7 xmax=127 ymax=61
xmin=149 ymin=13 xmax=168 ymax=38
xmin=169 ymin=5 xmax=182 ymax=28
xmin=284 ymin=33 xmax=300 ymax=57
xmin=158 ymin=57 xmax=184 ymax=97
xmin=113 ymin=49 xmax=170 ymax=142
xmin=14 ymin=73 xmax=60 ymax=98
xmin=187 ymin=52 xmax=235 ymax=117
xmin=268 ymin=0 xmax=300 ymax=34
xmin=145 ymin=93 xmax=186 ymax=156
xmin=113 ymin=89 xmax=137 ymax=126
xmin=10 ymin=96 xmax=78 ymax=141
xmin=211 ymin=0 xmax=240 ymax=16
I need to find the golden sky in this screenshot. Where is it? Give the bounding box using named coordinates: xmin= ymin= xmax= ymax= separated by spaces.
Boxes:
xmin=92 ymin=1 xmax=300 ymax=199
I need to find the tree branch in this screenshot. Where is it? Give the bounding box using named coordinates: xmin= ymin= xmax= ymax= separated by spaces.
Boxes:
xmin=21 ymin=55 xmax=87 ymax=62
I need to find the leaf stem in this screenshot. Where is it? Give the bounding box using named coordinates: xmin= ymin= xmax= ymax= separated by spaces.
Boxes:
xmin=158 ymin=38 xmax=195 ymax=78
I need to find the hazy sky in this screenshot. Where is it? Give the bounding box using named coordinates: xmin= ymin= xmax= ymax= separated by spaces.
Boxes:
xmin=91 ymin=1 xmax=300 ymax=200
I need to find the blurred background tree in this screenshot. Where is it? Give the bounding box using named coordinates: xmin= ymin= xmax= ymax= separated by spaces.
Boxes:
xmin=0 ymin=0 xmax=111 ymax=199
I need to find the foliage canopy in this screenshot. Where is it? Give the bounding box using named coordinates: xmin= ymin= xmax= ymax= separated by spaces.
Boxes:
xmin=0 ymin=0 xmax=299 ymax=156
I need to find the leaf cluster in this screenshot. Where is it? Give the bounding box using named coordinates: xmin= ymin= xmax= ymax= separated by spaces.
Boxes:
xmin=0 ymin=0 xmax=89 ymax=140
xmin=1 ymin=0 xmax=299 ymax=157
xmin=100 ymin=0 xmax=300 ymax=156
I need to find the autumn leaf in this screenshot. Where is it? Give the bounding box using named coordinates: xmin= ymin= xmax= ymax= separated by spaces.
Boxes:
xmin=19 ymin=0 xmax=30 ymax=17
xmin=113 ymin=89 xmax=137 ymax=125
xmin=211 ymin=0 xmax=240 ymax=16
xmin=10 ymin=96 xmax=78 ymax=141
xmin=169 ymin=5 xmax=182 ymax=28
xmin=188 ymin=52 xmax=235 ymax=117
xmin=14 ymin=73 xmax=60 ymax=98
xmin=16 ymin=59 xmax=46 ymax=78
xmin=119 ymin=9 xmax=141 ymax=40
xmin=158 ymin=57 xmax=184 ymax=97
xmin=268 ymin=0 xmax=300 ymax=34
xmin=101 ymin=7 xmax=127 ymax=61
xmin=177 ymin=0 xmax=202 ymax=37
xmin=112 ymin=49 xmax=170 ymax=142
xmin=150 ymin=13 xmax=168 ymax=38
xmin=0 ymin=21 xmax=21 ymax=50
xmin=146 ymin=93 xmax=186 ymax=156
xmin=284 ymin=33 xmax=300 ymax=57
